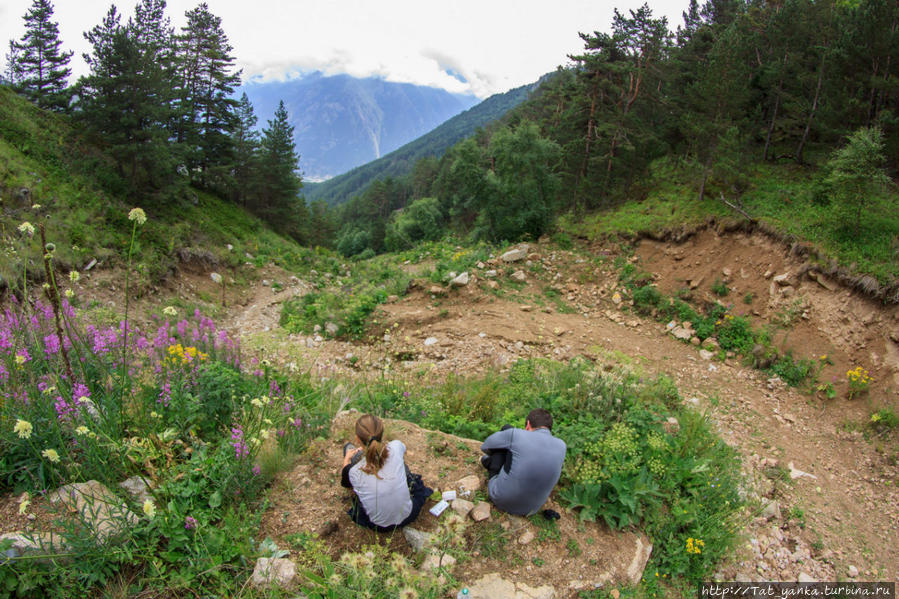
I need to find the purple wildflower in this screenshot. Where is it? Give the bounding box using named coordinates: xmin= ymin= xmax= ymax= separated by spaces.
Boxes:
xmin=158 ymin=382 xmax=171 ymax=407
xmin=230 ymin=426 xmax=249 ymax=460
xmin=252 ymin=464 xmax=261 ymax=476
xmin=184 ymin=516 xmax=198 ymax=530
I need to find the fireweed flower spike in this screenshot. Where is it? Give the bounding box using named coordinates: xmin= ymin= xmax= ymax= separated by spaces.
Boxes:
xmin=128 ymin=208 xmax=147 ymax=225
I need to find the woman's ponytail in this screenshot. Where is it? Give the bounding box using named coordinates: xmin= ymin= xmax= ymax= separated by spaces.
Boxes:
xmin=356 ymin=414 xmax=390 ymax=477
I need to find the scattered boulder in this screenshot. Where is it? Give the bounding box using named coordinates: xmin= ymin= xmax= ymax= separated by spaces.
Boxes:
xmin=511 ymin=270 xmax=527 ymax=282
xmin=773 ymin=273 xmax=792 ymax=286
xmin=501 ymin=248 xmax=527 ymax=263
xmin=464 ymin=572 xmax=556 ymax=599
xmin=699 ymin=349 xmax=715 ymax=361
xmin=324 ymin=322 xmax=339 ymax=336
xmin=670 ymin=326 xmax=692 ymax=341
xmin=429 ymin=285 xmax=447 ymax=296
xmin=450 ymin=272 xmax=470 ymax=287
xmin=48 ymin=480 xmax=138 ymax=542
xmin=484 ymin=270 xmax=498 ymax=279
xmin=250 ymin=557 xmax=297 ymax=590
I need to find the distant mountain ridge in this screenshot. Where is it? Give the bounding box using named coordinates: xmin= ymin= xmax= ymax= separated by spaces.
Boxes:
xmin=304 ymin=79 xmax=541 ymax=206
xmin=241 ymin=72 xmax=478 ymax=181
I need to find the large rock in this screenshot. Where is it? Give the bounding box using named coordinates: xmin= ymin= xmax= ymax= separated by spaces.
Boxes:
xmin=48 ymin=480 xmax=138 ymax=542
xmin=250 ymin=557 xmax=297 ymax=590
xmin=0 ymin=532 xmax=65 ymax=560
xmin=626 ymin=537 xmax=653 ymax=584
xmin=450 ymin=272 xmax=470 ymax=287
xmin=501 ymin=248 xmax=527 ymax=263
xmin=464 ymin=572 xmax=555 ymax=599
xmin=670 ymin=326 xmax=692 ymax=341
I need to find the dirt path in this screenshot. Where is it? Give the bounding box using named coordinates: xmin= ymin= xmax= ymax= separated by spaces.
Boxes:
xmin=214 ymin=233 xmax=899 ymax=583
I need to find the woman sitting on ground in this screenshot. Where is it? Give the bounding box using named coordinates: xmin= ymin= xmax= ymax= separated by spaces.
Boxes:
xmin=340 ymin=413 xmax=432 ymax=531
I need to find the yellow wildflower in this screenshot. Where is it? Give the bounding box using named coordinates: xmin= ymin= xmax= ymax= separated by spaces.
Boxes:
xmin=18 ymin=494 xmax=30 ymax=515
xmin=18 ymin=221 xmax=35 ymax=236
xmin=65 ymin=289 xmax=75 ymax=298
xmin=14 ymin=419 xmax=33 ymax=439
xmin=69 ymin=270 xmax=80 ymax=283
xmin=163 ymin=306 xmax=177 ymax=317
xmin=42 ymin=448 xmax=60 ymax=463
xmin=75 ymin=426 xmax=90 ymax=436
xmin=250 ymin=398 xmax=264 ymax=409
xmin=142 ymin=499 xmax=156 ymax=518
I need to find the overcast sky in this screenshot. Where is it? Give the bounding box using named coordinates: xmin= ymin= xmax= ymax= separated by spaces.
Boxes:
xmin=1 ymin=0 xmax=690 ymax=98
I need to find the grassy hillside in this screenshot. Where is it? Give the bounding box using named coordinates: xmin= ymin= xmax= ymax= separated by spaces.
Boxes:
xmin=0 ymin=85 xmax=314 ymax=290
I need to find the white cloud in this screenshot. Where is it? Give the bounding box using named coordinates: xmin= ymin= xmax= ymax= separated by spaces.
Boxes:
xmin=1 ymin=0 xmax=690 ymax=97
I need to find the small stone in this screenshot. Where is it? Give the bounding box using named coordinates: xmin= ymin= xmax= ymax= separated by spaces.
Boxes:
xmin=484 ymin=270 xmax=498 ymax=279
xmin=520 ymin=305 xmax=532 ymax=312
xmin=611 ymin=590 xmax=621 ymax=599
xmin=511 ymin=270 xmax=527 ymax=282
xmin=324 ymin=322 xmax=339 ymax=336
xmin=451 ymin=499 xmax=474 ymax=517
xmin=450 ymin=272 xmax=470 ymax=287
xmin=798 ymin=572 xmax=816 ymax=583
xmin=848 ymin=565 xmax=859 ymax=578
xmin=518 ymin=530 xmax=535 ymax=545
xmin=470 ymin=502 xmax=491 ymax=522
xmin=420 ymin=552 xmax=456 ymax=572
xmin=261 ymin=279 xmax=270 ymax=286
xmin=699 ymin=349 xmax=715 ymax=360
xmin=250 ymin=557 xmax=297 ymax=590
xmin=761 ymin=500 xmax=780 ymax=521
xmin=424 ymin=337 xmax=439 ymax=346
xmin=663 ymin=417 xmax=680 ymax=435
xmin=455 ymin=475 xmax=481 ymax=493
xmin=429 ymin=285 xmax=447 ymax=296
xmin=403 ymin=527 xmax=433 ymax=553
xmin=690 ymin=336 xmax=701 ymax=346
xmin=612 ymin=292 xmax=622 ymax=305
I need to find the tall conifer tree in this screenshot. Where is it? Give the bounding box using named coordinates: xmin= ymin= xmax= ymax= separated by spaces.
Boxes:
xmin=174 ymin=3 xmax=241 ymax=190
xmin=7 ymin=0 xmax=73 ymax=110
xmin=257 ymin=100 xmax=307 ymax=239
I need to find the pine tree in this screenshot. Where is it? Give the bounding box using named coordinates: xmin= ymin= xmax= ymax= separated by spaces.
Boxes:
xmin=8 ymin=0 xmax=73 ymax=110
xmin=231 ymin=92 xmax=261 ymax=206
xmin=174 ymin=2 xmax=241 ymax=191
xmin=257 ymin=100 xmax=307 ymax=239
xmin=76 ymin=1 xmax=180 ymax=198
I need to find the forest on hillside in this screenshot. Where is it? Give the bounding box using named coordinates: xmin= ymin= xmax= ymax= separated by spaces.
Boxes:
xmin=3 ymin=0 xmax=897 ymax=266
xmin=3 ymin=0 xmax=329 ymax=243
xmin=331 ymin=0 xmax=897 ymax=259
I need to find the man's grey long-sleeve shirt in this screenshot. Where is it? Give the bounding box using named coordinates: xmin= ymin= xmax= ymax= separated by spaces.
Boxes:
xmin=481 ymin=427 xmax=566 ymax=516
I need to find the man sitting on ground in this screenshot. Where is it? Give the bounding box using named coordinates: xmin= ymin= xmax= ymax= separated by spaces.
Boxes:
xmin=479 ymin=408 xmax=566 ymax=516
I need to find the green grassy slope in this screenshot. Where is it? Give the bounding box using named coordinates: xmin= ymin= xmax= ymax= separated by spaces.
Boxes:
xmin=0 ymin=85 xmax=312 ymax=288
